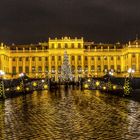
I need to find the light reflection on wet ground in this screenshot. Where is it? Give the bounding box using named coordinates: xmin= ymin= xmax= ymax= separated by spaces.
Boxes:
xmin=0 ymin=86 xmax=140 ymax=140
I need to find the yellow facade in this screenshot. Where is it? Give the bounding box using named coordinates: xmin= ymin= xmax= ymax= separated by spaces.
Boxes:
xmin=0 ymin=37 xmax=140 ymax=80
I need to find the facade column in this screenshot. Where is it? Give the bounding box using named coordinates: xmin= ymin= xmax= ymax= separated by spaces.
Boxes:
xmin=114 ymin=56 xmax=117 ymax=71
xmin=107 ymin=56 xmax=110 ymax=70
xmin=23 ymin=57 xmax=25 ymax=73
xmin=55 ymin=55 xmax=58 ymax=81
xmin=81 ymin=55 xmax=84 ymax=77
xmin=95 ymin=56 xmax=97 ymax=76
xmin=101 ymin=56 xmax=104 ymax=76
xmin=29 ymin=57 xmax=32 ymax=77
xmin=88 ymin=56 xmax=91 ymax=76
xmin=121 ymin=56 xmax=124 ymax=73
xmin=75 ymin=55 xmax=78 ymax=81
xmin=42 ymin=57 xmax=45 ymax=76
xmin=136 ymin=53 xmax=139 ymax=73
xmin=9 ymin=58 xmax=12 ymax=76
xmin=49 ymin=56 xmax=52 ymax=78
xmin=16 ymin=57 xmax=19 ymax=76
xmin=128 ymin=54 xmax=132 ymax=69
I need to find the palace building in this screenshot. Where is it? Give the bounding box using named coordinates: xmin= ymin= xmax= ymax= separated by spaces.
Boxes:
xmin=0 ymin=37 xmax=140 ymax=80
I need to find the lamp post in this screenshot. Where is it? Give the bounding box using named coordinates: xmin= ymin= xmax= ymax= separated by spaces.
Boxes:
xmin=0 ymin=70 xmax=5 ymax=98
xmin=128 ymin=68 xmax=135 ymax=78
xmin=19 ymin=73 xmax=25 ymax=93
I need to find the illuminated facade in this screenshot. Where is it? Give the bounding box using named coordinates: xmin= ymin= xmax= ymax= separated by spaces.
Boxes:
xmin=0 ymin=37 xmax=140 ymax=80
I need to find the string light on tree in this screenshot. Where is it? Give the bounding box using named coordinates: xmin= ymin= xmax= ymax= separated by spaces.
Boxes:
xmin=61 ymin=50 xmax=73 ymax=82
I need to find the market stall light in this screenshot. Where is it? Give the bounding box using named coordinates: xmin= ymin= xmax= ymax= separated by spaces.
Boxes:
xmin=16 ymin=86 xmax=20 ymax=91
xmin=95 ymin=81 xmax=100 ymax=86
xmin=33 ymin=82 xmax=37 ymax=87
xmin=103 ymin=86 xmax=106 ymax=90
xmin=88 ymin=79 xmax=91 ymax=82
xmin=84 ymin=84 xmax=89 ymax=89
xmin=44 ymin=84 xmax=48 ymax=89
xmin=113 ymin=85 xmax=116 ymax=90
xmin=26 ymin=87 xmax=29 ymax=91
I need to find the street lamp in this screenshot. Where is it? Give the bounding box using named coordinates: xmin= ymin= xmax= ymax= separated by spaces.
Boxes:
xmin=19 ymin=73 xmax=25 ymax=93
xmin=0 ymin=70 xmax=5 ymax=98
xmin=127 ymin=68 xmax=135 ymax=77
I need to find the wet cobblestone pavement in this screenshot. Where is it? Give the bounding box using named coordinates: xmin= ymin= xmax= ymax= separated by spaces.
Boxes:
xmin=0 ymin=87 xmax=140 ymax=140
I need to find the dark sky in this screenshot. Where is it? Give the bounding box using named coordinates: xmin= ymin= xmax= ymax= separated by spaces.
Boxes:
xmin=0 ymin=0 xmax=140 ymax=44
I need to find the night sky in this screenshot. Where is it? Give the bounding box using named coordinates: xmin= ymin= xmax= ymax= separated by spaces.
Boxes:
xmin=0 ymin=0 xmax=140 ymax=44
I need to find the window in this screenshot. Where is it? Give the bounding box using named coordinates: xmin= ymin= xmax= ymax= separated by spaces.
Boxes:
xmin=117 ymin=56 xmax=120 ymax=60
xmin=58 ymin=66 xmax=61 ymax=74
xmin=111 ymin=56 xmax=114 ymax=60
xmin=58 ymin=56 xmax=61 ymax=61
xmin=78 ymin=43 xmax=81 ymax=48
xmin=72 ymin=56 xmax=75 ymax=61
xmin=32 ymin=57 xmax=35 ymax=61
xmin=12 ymin=66 xmax=16 ymax=74
xmin=25 ymin=66 xmax=29 ymax=73
xmin=32 ymin=66 xmax=35 ymax=72
xmin=58 ymin=43 xmax=61 ymax=48
xmin=39 ymin=57 xmax=42 ymax=61
xmin=91 ymin=57 xmax=94 ymax=60
xmin=85 ymin=56 xmax=88 ymax=61
xmin=104 ymin=56 xmax=107 ymax=60
xmin=45 ymin=66 xmax=48 ymax=72
xmin=104 ymin=65 xmax=108 ymax=70
xmin=45 ymin=57 xmax=48 ymax=61
xmin=52 ymin=56 xmax=55 ymax=61
xmin=98 ymin=57 xmax=100 ymax=60
xmin=132 ymin=54 xmax=135 ymax=58
xmin=78 ymin=56 xmax=81 ymax=60
xmin=13 ymin=58 xmax=15 ymax=61
xmin=111 ymin=65 xmax=114 ymax=70
xmin=26 ymin=57 xmax=29 ymax=61
xmin=52 ymin=43 xmax=54 ymax=49
xmin=71 ymin=66 xmax=75 ymax=74
xmin=97 ymin=65 xmax=101 ymax=71
xmin=65 ymin=43 xmax=68 ymax=48
xmin=19 ymin=66 xmax=23 ymax=73
xmin=71 ymin=43 xmax=74 ymax=48
xmin=19 ymin=57 xmax=22 ymax=61
xmin=84 ymin=65 xmax=88 ymax=72
xmin=51 ymin=66 xmax=55 ymax=74
xmin=91 ymin=65 xmax=94 ymax=71
xmin=78 ymin=66 xmax=82 ymax=73
xmin=117 ymin=65 xmax=121 ymax=72
xmin=38 ymin=66 xmax=42 ymax=72
xmin=132 ymin=65 xmax=136 ymax=70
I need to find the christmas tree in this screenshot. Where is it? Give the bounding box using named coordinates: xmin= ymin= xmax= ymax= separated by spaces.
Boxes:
xmin=61 ymin=50 xmax=72 ymax=82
